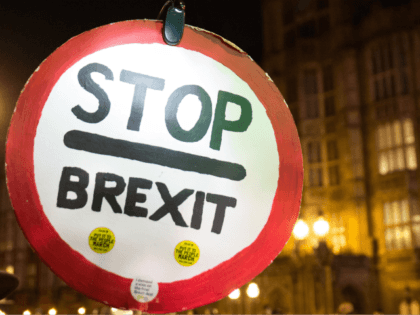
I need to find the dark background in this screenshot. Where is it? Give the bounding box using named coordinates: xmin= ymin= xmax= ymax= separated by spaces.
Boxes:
xmin=0 ymin=0 xmax=263 ymax=132
xmin=1 ymin=0 xmax=409 ymax=132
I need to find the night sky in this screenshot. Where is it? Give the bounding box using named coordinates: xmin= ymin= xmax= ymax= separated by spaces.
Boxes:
xmin=0 ymin=0 xmax=263 ymax=142
xmin=0 ymin=0 xmax=412 ymax=143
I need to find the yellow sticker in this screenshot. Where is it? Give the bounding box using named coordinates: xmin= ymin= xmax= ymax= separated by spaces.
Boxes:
xmin=89 ymin=227 xmax=115 ymax=254
xmin=174 ymin=240 xmax=200 ymax=266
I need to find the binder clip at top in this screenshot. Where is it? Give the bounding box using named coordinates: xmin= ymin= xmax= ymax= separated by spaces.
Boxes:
xmin=158 ymin=0 xmax=186 ymax=46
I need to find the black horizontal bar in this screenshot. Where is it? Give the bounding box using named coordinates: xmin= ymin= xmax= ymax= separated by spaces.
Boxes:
xmin=63 ymin=130 xmax=246 ymax=181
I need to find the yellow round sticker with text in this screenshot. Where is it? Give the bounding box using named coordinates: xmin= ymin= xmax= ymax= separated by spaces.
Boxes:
xmin=174 ymin=240 xmax=200 ymax=266
xmin=89 ymin=227 xmax=115 ymax=254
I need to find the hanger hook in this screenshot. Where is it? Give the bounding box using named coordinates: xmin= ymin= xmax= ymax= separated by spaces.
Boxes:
xmin=158 ymin=0 xmax=186 ymax=46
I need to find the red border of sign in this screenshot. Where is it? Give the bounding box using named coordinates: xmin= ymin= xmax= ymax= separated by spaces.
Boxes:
xmin=6 ymin=20 xmax=303 ymax=313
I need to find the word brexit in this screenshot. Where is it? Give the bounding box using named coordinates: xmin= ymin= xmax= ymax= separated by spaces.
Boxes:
xmin=57 ymin=167 xmax=237 ymax=235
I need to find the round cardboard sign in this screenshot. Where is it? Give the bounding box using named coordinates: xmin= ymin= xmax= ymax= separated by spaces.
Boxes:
xmin=6 ymin=20 xmax=303 ymax=313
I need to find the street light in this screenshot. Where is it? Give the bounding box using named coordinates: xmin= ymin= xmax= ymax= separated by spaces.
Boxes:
xmin=48 ymin=308 xmax=57 ymax=315
xmin=246 ymin=283 xmax=260 ymax=298
xmin=23 ymin=310 xmax=31 ymax=315
xmin=313 ymin=211 xmax=330 ymax=237
xmin=228 ymin=283 xmax=259 ymax=313
xmin=228 ymin=289 xmax=240 ymax=300
xmin=78 ymin=307 xmax=86 ymax=315
xmin=291 ymin=211 xmax=334 ymax=313
xmin=293 ymin=219 xmax=309 ymax=240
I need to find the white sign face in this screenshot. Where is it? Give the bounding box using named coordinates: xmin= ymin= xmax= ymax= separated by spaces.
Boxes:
xmin=33 ymin=43 xmax=279 ymax=283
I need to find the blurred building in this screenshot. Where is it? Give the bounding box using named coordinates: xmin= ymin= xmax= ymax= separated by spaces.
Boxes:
xmin=256 ymin=0 xmax=420 ymax=313
xmin=0 ymin=165 xmax=109 ymax=314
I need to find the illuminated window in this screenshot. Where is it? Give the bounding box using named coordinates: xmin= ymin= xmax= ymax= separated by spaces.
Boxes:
xmin=384 ymin=199 xmax=420 ymax=250
xmin=331 ymin=226 xmax=346 ymax=254
xmin=376 ymin=118 xmax=417 ymax=175
xmin=331 ymin=213 xmax=346 ymax=254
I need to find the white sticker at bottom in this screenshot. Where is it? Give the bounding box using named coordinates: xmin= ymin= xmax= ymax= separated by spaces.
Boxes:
xmin=130 ymin=277 xmax=159 ymax=303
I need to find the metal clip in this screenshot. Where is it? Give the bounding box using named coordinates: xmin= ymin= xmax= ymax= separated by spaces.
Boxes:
xmin=157 ymin=0 xmax=186 ymax=46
